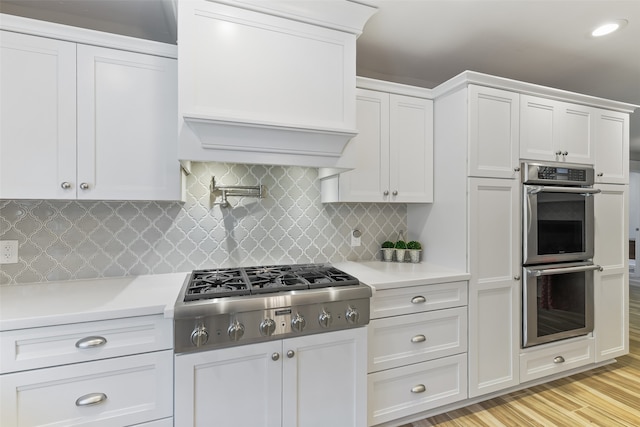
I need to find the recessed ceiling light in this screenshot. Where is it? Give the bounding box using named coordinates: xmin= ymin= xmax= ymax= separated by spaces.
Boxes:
xmin=592 ymin=19 xmax=628 ymax=37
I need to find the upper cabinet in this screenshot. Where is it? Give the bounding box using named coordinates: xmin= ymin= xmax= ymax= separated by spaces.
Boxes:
xmin=593 ymin=109 xmax=629 ymax=184
xmin=0 ymin=21 xmax=181 ymax=201
xmin=468 ymin=85 xmax=520 ymax=178
xmin=320 ymin=80 xmax=433 ymax=203
xmin=177 ymin=0 xmax=379 ymax=168
xmin=520 ymin=95 xmax=594 ymax=164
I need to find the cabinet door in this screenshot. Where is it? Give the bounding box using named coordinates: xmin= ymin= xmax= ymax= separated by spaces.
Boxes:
xmin=282 ymin=328 xmax=367 ymax=427
xmin=594 ymin=109 xmax=629 ymax=184
xmin=559 ymin=102 xmax=594 ymax=164
xmin=594 ymin=184 xmax=629 ymax=361
xmin=468 ymin=85 xmax=519 ymax=178
xmin=338 ymin=89 xmax=390 ymax=202
xmin=77 ymin=45 xmax=180 ymax=200
xmin=174 ymin=341 xmax=282 ymax=427
xmin=389 ymin=94 xmax=433 ymax=202
xmin=520 ymin=95 xmax=558 ymax=162
xmin=0 ymin=31 xmax=77 ymax=199
xmin=468 ymin=178 xmax=520 ymax=397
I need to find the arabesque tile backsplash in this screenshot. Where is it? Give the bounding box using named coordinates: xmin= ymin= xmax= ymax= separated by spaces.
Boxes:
xmin=0 ymin=163 xmax=407 ymax=285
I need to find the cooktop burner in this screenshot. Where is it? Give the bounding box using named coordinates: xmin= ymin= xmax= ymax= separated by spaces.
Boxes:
xmin=183 ymin=264 xmax=359 ymax=301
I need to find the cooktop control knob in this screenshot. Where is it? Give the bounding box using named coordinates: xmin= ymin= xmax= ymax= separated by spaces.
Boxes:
xmin=318 ymin=310 xmax=333 ymax=328
xmin=345 ymin=306 xmax=360 ymax=325
xmin=190 ymin=325 xmax=209 ymax=347
xmin=228 ymin=321 xmax=245 ymax=341
xmin=291 ymin=313 xmax=306 ymax=332
xmin=259 ymin=318 xmax=276 ymax=336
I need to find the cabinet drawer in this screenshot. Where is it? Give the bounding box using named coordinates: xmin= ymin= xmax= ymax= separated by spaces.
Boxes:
xmin=0 ymin=350 xmax=173 ymax=427
xmin=520 ymin=337 xmax=595 ymax=384
xmin=0 ymin=315 xmax=172 ymax=374
xmin=367 ymin=353 xmax=467 ymax=426
xmin=368 ymin=307 xmax=467 ymax=373
xmin=371 ymin=281 xmax=467 ymax=319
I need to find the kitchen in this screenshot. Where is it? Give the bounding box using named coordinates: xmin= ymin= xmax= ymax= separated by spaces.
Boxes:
xmin=1 ymin=0 xmax=639 ymax=426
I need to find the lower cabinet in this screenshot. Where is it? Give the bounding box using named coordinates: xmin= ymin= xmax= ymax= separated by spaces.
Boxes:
xmin=0 ymin=351 xmax=173 ymax=427
xmin=174 ymin=327 xmax=367 ymax=427
xmin=519 ymin=337 xmax=595 ymax=383
xmin=367 ymin=280 xmax=468 ymax=426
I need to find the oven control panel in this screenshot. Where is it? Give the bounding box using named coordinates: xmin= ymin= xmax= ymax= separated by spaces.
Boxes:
xmin=522 ymin=161 xmax=594 ymax=186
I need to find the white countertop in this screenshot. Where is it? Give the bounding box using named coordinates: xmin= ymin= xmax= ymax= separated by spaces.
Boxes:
xmin=332 ymin=261 xmax=470 ymax=291
xmin=0 ymin=272 xmax=188 ymax=331
xmin=0 ymin=262 xmax=468 ymax=331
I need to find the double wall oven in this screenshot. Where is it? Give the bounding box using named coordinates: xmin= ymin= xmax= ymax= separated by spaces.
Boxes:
xmin=521 ymin=161 xmax=601 ymax=347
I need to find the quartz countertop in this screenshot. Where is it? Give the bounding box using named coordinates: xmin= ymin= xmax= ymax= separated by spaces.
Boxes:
xmin=0 ymin=272 xmax=188 ymax=331
xmin=332 ymin=261 xmax=470 ymax=291
xmin=0 ymin=262 xmax=468 ymax=331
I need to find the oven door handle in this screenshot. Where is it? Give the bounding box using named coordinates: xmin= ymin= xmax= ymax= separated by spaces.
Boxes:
xmin=531 ymin=264 xmax=602 ymax=277
xmin=527 ymin=185 xmax=601 ymax=195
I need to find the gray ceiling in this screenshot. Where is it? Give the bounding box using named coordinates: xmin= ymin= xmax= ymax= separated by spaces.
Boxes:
xmin=2 ymin=0 xmax=639 ymax=155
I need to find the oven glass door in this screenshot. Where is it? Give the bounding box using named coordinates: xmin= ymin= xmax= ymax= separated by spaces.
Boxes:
xmin=523 ymin=186 xmax=596 ymax=265
xmin=523 ymin=262 xmax=597 ymax=348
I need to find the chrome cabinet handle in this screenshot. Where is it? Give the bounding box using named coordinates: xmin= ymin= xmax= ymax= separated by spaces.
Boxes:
xmin=286 ymin=350 xmax=295 ymax=358
xmin=597 ymin=172 xmax=604 ymax=177
xmin=411 ymin=334 xmax=426 ymax=343
xmin=411 ymin=384 xmax=426 ymax=393
xmin=555 ymin=150 xmax=562 ymax=156
xmin=75 ymin=336 xmax=107 ymax=349
xmin=383 ymin=190 xmax=389 ymax=196
xmin=75 ymin=392 xmax=107 ymax=406
xmin=272 ymin=352 xmax=280 ymax=361
xmin=514 ymin=275 xmax=521 ymax=281
xmin=61 ymin=182 xmax=72 ymax=189
xmin=392 ymin=190 xmax=398 ymax=196
xmin=514 ymin=167 xmax=521 ymax=172
xmin=411 ymin=296 xmax=426 ymax=304
xmin=553 ymin=356 xmax=565 ymax=364
xmin=79 ymin=182 xmax=90 ymax=190
xmin=562 ymin=151 xmax=569 ymax=156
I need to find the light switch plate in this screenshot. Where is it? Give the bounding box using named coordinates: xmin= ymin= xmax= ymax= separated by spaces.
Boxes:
xmin=0 ymin=240 xmax=18 ymax=264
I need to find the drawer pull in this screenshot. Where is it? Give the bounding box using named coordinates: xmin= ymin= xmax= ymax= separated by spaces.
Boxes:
xmin=411 ymin=296 xmax=426 ymax=304
xmin=75 ymin=336 xmax=107 ymax=349
xmin=75 ymin=392 xmax=108 ymax=407
xmin=553 ymin=356 xmax=565 ymax=364
xmin=411 ymin=384 xmax=426 ymax=394
xmin=411 ymin=334 xmax=426 ymax=343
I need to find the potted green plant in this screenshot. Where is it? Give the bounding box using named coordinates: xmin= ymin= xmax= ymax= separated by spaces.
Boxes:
xmin=394 ymin=240 xmax=407 ymax=262
xmin=407 ymin=240 xmax=422 ymax=263
xmin=381 ymin=241 xmax=395 ymax=262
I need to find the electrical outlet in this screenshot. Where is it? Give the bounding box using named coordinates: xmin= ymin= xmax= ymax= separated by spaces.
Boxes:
xmin=0 ymin=240 xmax=18 ymax=264
xmin=350 ymin=229 xmax=362 ymax=247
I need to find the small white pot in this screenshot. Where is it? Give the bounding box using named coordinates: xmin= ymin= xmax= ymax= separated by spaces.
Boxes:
xmin=382 ymin=248 xmax=395 ymax=262
xmin=408 ymin=249 xmax=421 ymax=263
xmin=395 ymin=249 xmax=406 ymax=262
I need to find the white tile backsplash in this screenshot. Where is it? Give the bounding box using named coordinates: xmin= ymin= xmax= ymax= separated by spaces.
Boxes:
xmin=0 ymin=163 xmax=407 ymax=285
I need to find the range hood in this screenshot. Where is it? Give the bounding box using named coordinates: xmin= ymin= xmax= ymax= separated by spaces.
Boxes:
xmin=177 ymin=0 xmax=379 ymax=168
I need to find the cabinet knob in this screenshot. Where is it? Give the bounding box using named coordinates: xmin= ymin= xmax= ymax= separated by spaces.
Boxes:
xmin=383 ymin=190 xmax=389 ymax=196
xmin=563 ymin=151 xmax=569 ymax=156
xmin=271 ymin=352 xmax=280 ymax=361
xmin=411 ymin=334 xmax=426 ymax=343
xmin=555 ymin=150 xmax=562 ymax=156
xmin=79 ymin=182 xmax=90 ymax=190
xmin=597 ymin=172 xmax=604 ymax=177
xmin=287 ymin=350 xmax=295 ymax=358
xmin=392 ymin=190 xmax=398 ymax=196
xmin=553 ymin=356 xmax=565 ymax=364
xmin=411 ymin=296 xmax=426 ymax=304
xmin=60 ymin=181 xmax=72 ymax=189
xmin=514 ymin=167 xmax=521 ymax=172
xmin=514 ymin=276 xmax=521 ymax=281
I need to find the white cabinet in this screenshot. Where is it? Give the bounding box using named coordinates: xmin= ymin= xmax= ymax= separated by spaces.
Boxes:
xmin=0 ymin=315 xmax=174 ymax=427
xmin=468 ymin=178 xmax=521 ymax=398
xmin=594 ymin=184 xmax=629 ymax=362
xmin=520 ymin=94 xmax=594 ymax=164
xmin=594 ymin=109 xmax=629 ymax=184
xmin=519 ymin=337 xmax=594 ymax=383
xmin=321 ymin=85 xmax=433 ymax=203
xmin=367 ymin=281 xmax=467 ymax=425
xmin=468 ymin=85 xmax=520 ymax=178
xmin=175 ymin=328 xmax=367 ymax=427
xmin=0 ymin=30 xmax=180 ymax=200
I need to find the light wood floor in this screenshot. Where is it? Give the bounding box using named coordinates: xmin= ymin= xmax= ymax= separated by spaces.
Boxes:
xmin=402 ymin=284 xmax=640 ymax=427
